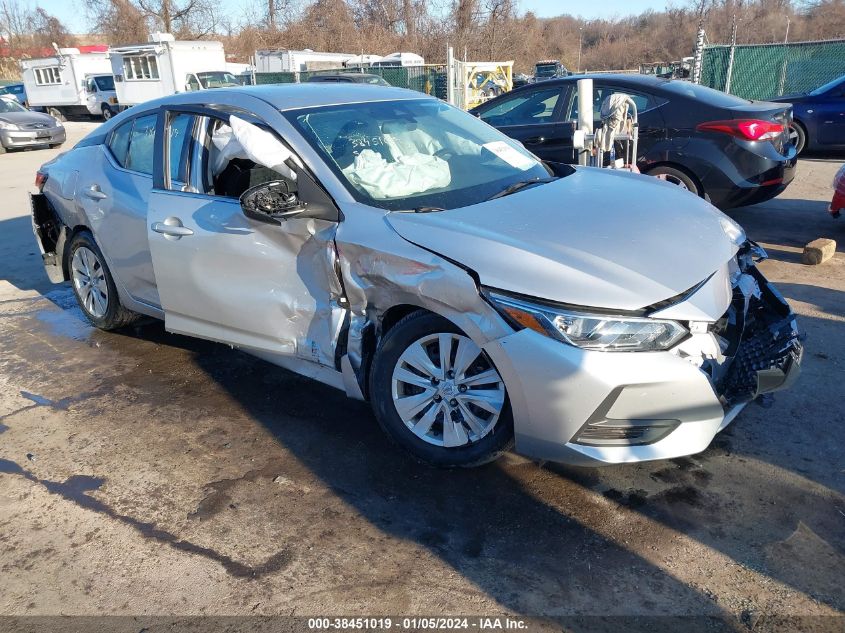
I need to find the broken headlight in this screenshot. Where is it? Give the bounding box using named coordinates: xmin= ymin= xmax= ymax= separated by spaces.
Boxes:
xmin=486 ymin=290 xmax=688 ymax=352
xmin=719 ymin=214 xmax=746 ymax=247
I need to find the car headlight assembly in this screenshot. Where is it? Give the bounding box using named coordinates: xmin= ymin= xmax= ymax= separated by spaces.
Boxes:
xmin=719 ymin=214 xmax=746 ymax=247
xmin=485 ymin=290 xmax=688 ymax=352
xmin=0 ymin=120 xmax=19 ymax=130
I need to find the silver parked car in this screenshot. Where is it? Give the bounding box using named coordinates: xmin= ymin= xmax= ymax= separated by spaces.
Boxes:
xmin=0 ymin=95 xmax=65 ymax=153
xmin=30 ymin=85 xmax=802 ymax=467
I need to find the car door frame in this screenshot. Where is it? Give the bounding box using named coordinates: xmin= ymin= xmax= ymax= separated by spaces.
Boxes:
xmin=146 ymin=98 xmax=349 ymax=376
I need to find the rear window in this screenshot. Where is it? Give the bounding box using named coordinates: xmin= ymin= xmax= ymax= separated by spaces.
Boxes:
xmin=660 ymin=80 xmax=750 ymax=107
xmin=108 ymin=120 xmax=132 ymax=167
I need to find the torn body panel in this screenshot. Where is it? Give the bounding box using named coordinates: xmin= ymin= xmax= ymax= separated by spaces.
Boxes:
xmin=334 ymin=204 xmax=513 ymax=399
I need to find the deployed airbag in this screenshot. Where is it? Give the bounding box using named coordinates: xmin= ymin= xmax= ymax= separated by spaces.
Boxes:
xmin=343 ymin=149 xmax=451 ymax=199
xmin=211 ymin=115 xmax=302 ymax=180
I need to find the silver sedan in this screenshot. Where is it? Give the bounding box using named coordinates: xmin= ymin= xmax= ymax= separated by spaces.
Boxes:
xmin=30 ymin=85 xmax=802 ymax=467
xmin=0 ymin=96 xmax=65 ymax=153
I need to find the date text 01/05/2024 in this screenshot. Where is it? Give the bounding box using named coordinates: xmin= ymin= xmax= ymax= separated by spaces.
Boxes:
xmin=307 ymin=617 xmax=529 ymax=630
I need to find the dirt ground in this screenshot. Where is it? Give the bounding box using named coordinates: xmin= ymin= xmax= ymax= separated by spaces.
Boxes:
xmin=0 ymin=122 xmax=843 ymax=631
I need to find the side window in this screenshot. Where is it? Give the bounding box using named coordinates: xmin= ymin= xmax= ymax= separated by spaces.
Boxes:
xmin=125 ymin=114 xmax=157 ymax=175
xmin=108 ymin=120 xmax=133 ymax=167
xmin=566 ymin=86 xmax=660 ymax=121
xmin=478 ymin=88 xmax=562 ymax=125
xmin=166 ymin=113 xmax=196 ymax=188
xmin=200 ymin=115 xmax=298 ymax=200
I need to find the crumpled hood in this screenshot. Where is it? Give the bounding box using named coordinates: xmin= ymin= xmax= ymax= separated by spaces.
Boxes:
xmin=386 ymin=167 xmax=736 ymax=311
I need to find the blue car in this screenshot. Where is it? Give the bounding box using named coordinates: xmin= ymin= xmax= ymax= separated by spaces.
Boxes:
xmin=771 ymin=75 xmax=845 ymax=154
xmin=0 ymin=83 xmax=27 ymax=106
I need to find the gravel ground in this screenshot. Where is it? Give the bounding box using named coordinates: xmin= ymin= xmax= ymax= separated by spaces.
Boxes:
xmin=0 ymin=122 xmax=843 ymax=631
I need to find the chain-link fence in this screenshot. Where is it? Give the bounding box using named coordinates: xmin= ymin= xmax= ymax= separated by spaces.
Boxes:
xmin=255 ymin=65 xmax=448 ymax=99
xmin=699 ymin=39 xmax=845 ymax=100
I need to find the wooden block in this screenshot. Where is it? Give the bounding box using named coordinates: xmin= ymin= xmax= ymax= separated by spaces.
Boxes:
xmin=802 ymin=238 xmax=836 ymax=265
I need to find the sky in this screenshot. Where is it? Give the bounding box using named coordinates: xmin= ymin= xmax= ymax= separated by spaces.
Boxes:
xmin=34 ymin=0 xmax=669 ymax=35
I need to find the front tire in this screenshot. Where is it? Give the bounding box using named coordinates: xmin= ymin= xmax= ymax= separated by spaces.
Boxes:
xmin=67 ymin=231 xmax=137 ymax=330
xmin=369 ymin=311 xmax=514 ymax=467
xmin=101 ymin=105 xmax=113 ymax=121
xmin=47 ymin=107 xmax=66 ymax=122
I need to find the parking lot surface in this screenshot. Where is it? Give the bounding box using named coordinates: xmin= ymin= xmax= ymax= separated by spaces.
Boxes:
xmin=0 ymin=123 xmax=843 ymax=627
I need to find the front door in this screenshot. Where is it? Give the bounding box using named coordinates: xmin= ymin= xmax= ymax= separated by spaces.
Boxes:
xmin=475 ymin=85 xmax=572 ymax=162
xmin=146 ymin=107 xmax=344 ymax=367
xmin=815 ymin=88 xmax=845 ymax=146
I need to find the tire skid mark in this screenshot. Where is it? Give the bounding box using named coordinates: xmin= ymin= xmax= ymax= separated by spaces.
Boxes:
xmin=0 ymin=458 xmax=293 ymax=579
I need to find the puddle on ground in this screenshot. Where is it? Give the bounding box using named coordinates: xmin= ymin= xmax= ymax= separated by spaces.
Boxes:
xmin=35 ymin=288 xmax=93 ymax=342
xmin=0 ymin=423 xmax=8 ymax=434
xmin=20 ymin=391 xmax=72 ymax=410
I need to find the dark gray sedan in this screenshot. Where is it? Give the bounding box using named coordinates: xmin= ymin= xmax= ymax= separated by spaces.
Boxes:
xmin=0 ymin=96 xmax=65 ymax=153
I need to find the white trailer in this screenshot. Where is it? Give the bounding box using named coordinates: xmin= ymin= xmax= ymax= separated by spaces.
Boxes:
xmin=20 ymin=49 xmax=119 ymax=120
xmin=109 ymin=33 xmax=228 ymax=105
xmin=255 ymin=49 xmax=356 ymax=73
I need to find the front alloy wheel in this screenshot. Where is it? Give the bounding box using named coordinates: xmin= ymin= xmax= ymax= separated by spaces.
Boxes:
xmin=391 ymin=333 xmax=506 ymax=447
xmin=370 ymin=311 xmax=513 ymax=467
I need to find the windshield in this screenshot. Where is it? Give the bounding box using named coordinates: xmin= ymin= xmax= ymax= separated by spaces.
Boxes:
xmin=198 ymin=72 xmax=240 ymax=88
xmin=94 ymin=75 xmax=115 ymax=91
xmin=364 ymin=76 xmax=390 ymax=85
xmin=810 ymin=74 xmax=845 ymax=96
xmin=536 ymin=64 xmax=558 ymax=77
xmin=286 ymin=98 xmax=552 ymax=211
xmin=0 ymin=98 xmax=25 ymax=113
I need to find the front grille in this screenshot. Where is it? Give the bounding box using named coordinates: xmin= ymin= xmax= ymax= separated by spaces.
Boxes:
xmin=712 ymin=265 xmax=802 ymax=405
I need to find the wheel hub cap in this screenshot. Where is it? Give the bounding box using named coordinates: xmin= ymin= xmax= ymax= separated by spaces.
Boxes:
xmin=391 ymin=332 xmax=506 ymax=448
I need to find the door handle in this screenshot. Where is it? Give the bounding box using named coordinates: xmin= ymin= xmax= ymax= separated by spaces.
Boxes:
xmin=152 ymin=218 xmax=194 ymax=239
xmin=84 ymin=185 xmax=107 ymax=200
xmin=524 ymin=136 xmax=546 ymax=145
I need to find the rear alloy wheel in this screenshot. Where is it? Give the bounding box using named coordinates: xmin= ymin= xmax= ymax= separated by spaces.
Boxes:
xmin=370 ymin=311 xmax=513 ymax=467
xmin=67 ymin=231 xmax=138 ymax=330
xmin=788 ymin=121 xmax=806 ymax=154
xmin=648 ymin=165 xmax=700 ymax=197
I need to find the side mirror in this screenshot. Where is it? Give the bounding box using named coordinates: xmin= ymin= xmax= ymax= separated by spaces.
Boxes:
xmin=240 ymin=180 xmax=305 ymax=225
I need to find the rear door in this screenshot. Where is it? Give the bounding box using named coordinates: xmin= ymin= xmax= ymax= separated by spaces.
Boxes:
xmin=475 ymin=85 xmax=571 ymax=162
xmin=814 ymin=86 xmax=845 ymax=146
xmin=76 ymin=111 xmax=160 ymax=307
xmin=558 ymin=83 xmax=667 ymax=163
xmin=146 ymin=104 xmax=344 ymax=367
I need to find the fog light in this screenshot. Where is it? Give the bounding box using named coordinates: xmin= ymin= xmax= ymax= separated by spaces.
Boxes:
xmin=572 ymin=419 xmax=680 ymax=446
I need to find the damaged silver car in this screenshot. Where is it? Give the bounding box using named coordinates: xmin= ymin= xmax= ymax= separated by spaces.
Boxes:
xmin=30 ymin=85 xmax=803 ymax=467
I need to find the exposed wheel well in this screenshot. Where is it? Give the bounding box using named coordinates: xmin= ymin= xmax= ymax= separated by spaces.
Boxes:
xmin=61 ymin=225 xmax=92 ymax=281
xmin=379 ymin=304 xmax=425 ymax=336
xmin=645 ymin=161 xmax=705 ymax=198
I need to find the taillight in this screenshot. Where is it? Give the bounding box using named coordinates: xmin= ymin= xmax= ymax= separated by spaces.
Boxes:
xmin=35 ymin=171 xmax=48 ymax=191
xmin=696 ymin=119 xmax=784 ymax=141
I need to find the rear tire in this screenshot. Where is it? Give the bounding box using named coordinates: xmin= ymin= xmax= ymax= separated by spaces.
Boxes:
xmin=369 ymin=311 xmax=514 ymax=468
xmin=66 ymin=231 xmax=138 ymax=330
xmin=789 ymin=121 xmax=806 ymax=154
xmin=648 ymin=165 xmax=701 ymax=197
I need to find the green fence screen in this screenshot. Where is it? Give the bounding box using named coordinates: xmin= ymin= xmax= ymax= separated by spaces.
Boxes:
xmin=700 ymin=39 xmax=845 ymax=99
xmin=255 ymin=65 xmax=448 ymax=100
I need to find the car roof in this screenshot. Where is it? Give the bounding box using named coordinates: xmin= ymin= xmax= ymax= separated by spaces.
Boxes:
xmin=151 ymin=83 xmax=426 ymax=111
xmin=310 ymin=73 xmax=383 ymax=80
xmin=515 ymin=73 xmax=672 ymax=92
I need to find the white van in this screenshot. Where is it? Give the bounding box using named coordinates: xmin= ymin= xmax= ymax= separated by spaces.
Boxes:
xmin=20 ymin=50 xmax=119 ymax=120
xmin=109 ymin=33 xmax=229 ymax=105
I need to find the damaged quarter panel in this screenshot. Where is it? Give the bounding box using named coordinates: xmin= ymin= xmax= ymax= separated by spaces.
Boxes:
xmin=335 ymin=201 xmax=514 ymax=395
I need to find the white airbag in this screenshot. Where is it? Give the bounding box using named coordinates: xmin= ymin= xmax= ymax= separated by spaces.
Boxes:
xmin=211 ymin=115 xmax=301 ymax=180
xmin=342 ymin=149 xmax=451 ymax=199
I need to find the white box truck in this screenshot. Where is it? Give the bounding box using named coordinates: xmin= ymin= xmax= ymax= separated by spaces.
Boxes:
xmin=109 ymin=33 xmax=230 ymax=105
xmin=255 ymin=49 xmax=356 ymax=73
xmin=20 ymin=49 xmax=120 ymax=121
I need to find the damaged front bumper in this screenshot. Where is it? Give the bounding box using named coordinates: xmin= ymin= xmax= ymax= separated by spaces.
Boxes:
xmin=483 ymin=246 xmax=802 ymax=466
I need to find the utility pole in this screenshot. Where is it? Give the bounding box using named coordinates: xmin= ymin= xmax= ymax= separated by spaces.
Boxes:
xmin=724 ymin=14 xmax=737 ymax=94
xmin=268 ymin=0 xmax=275 ymax=29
